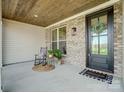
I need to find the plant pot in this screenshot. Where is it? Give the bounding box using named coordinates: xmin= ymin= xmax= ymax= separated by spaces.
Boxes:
xmin=61 ymin=59 xmax=64 ymax=64
xmin=58 ymin=59 xmax=64 ymax=65
xmin=58 ymin=60 xmax=61 ymax=64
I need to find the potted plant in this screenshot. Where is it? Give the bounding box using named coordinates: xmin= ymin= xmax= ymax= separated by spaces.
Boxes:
xmin=53 ymin=49 xmax=63 ymax=64
xmin=48 ymin=50 xmax=54 ymax=58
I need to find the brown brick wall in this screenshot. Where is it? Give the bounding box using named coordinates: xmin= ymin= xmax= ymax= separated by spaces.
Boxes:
xmin=46 ymin=1 xmax=123 ymax=77
xmin=114 ymin=1 xmax=123 ymax=77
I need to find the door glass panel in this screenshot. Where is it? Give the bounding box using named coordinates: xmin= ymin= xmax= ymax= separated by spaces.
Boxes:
xmin=52 ymin=29 xmax=57 ymax=41
xmin=99 ymin=15 xmax=107 ymax=35
xmin=92 ymin=36 xmax=98 ymax=54
xmin=100 ymin=35 xmax=108 ymax=55
xmin=91 ymin=14 xmax=108 ymax=55
xmin=91 ymin=15 xmax=107 ymax=36
xmin=59 ymin=27 xmax=66 ymax=40
xmin=91 ymin=18 xmax=98 ymax=36
xmin=52 ymin=42 xmax=57 ymax=50
xmin=100 ymin=29 xmax=107 ymax=35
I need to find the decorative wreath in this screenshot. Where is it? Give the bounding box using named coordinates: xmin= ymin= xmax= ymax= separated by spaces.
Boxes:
xmin=91 ymin=22 xmax=106 ymax=34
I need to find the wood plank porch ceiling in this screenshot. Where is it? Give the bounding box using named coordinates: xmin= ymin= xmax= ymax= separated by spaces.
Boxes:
xmin=2 ymin=0 xmax=109 ymax=27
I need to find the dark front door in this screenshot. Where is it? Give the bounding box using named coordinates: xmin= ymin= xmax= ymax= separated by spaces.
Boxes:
xmin=86 ymin=7 xmax=114 ymax=73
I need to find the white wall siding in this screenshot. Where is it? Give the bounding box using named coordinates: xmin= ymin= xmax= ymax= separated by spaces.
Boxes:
xmin=2 ymin=19 xmax=46 ymax=65
xmin=0 ymin=0 xmax=2 ymax=91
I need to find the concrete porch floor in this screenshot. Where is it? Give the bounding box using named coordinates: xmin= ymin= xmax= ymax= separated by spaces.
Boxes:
xmin=1 ymin=62 xmax=123 ymax=92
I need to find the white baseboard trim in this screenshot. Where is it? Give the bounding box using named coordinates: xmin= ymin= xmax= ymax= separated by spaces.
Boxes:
xmin=3 ymin=60 xmax=34 ymax=66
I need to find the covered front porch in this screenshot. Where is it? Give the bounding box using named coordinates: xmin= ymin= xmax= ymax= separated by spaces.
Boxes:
xmin=2 ymin=62 xmax=123 ymax=92
xmin=0 ymin=0 xmax=124 ymax=92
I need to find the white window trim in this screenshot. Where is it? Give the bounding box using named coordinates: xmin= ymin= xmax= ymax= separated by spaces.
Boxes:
xmin=51 ymin=26 xmax=66 ymax=50
xmin=57 ymin=29 xmax=59 ymax=49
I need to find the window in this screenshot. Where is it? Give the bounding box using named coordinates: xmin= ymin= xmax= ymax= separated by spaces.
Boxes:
xmin=52 ymin=26 xmax=66 ymax=54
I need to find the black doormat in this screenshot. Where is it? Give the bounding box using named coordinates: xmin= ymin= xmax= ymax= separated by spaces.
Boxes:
xmin=79 ymin=69 xmax=113 ymax=84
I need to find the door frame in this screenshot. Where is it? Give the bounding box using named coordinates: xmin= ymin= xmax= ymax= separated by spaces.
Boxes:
xmin=85 ymin=6 xmax=114 ymax=73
